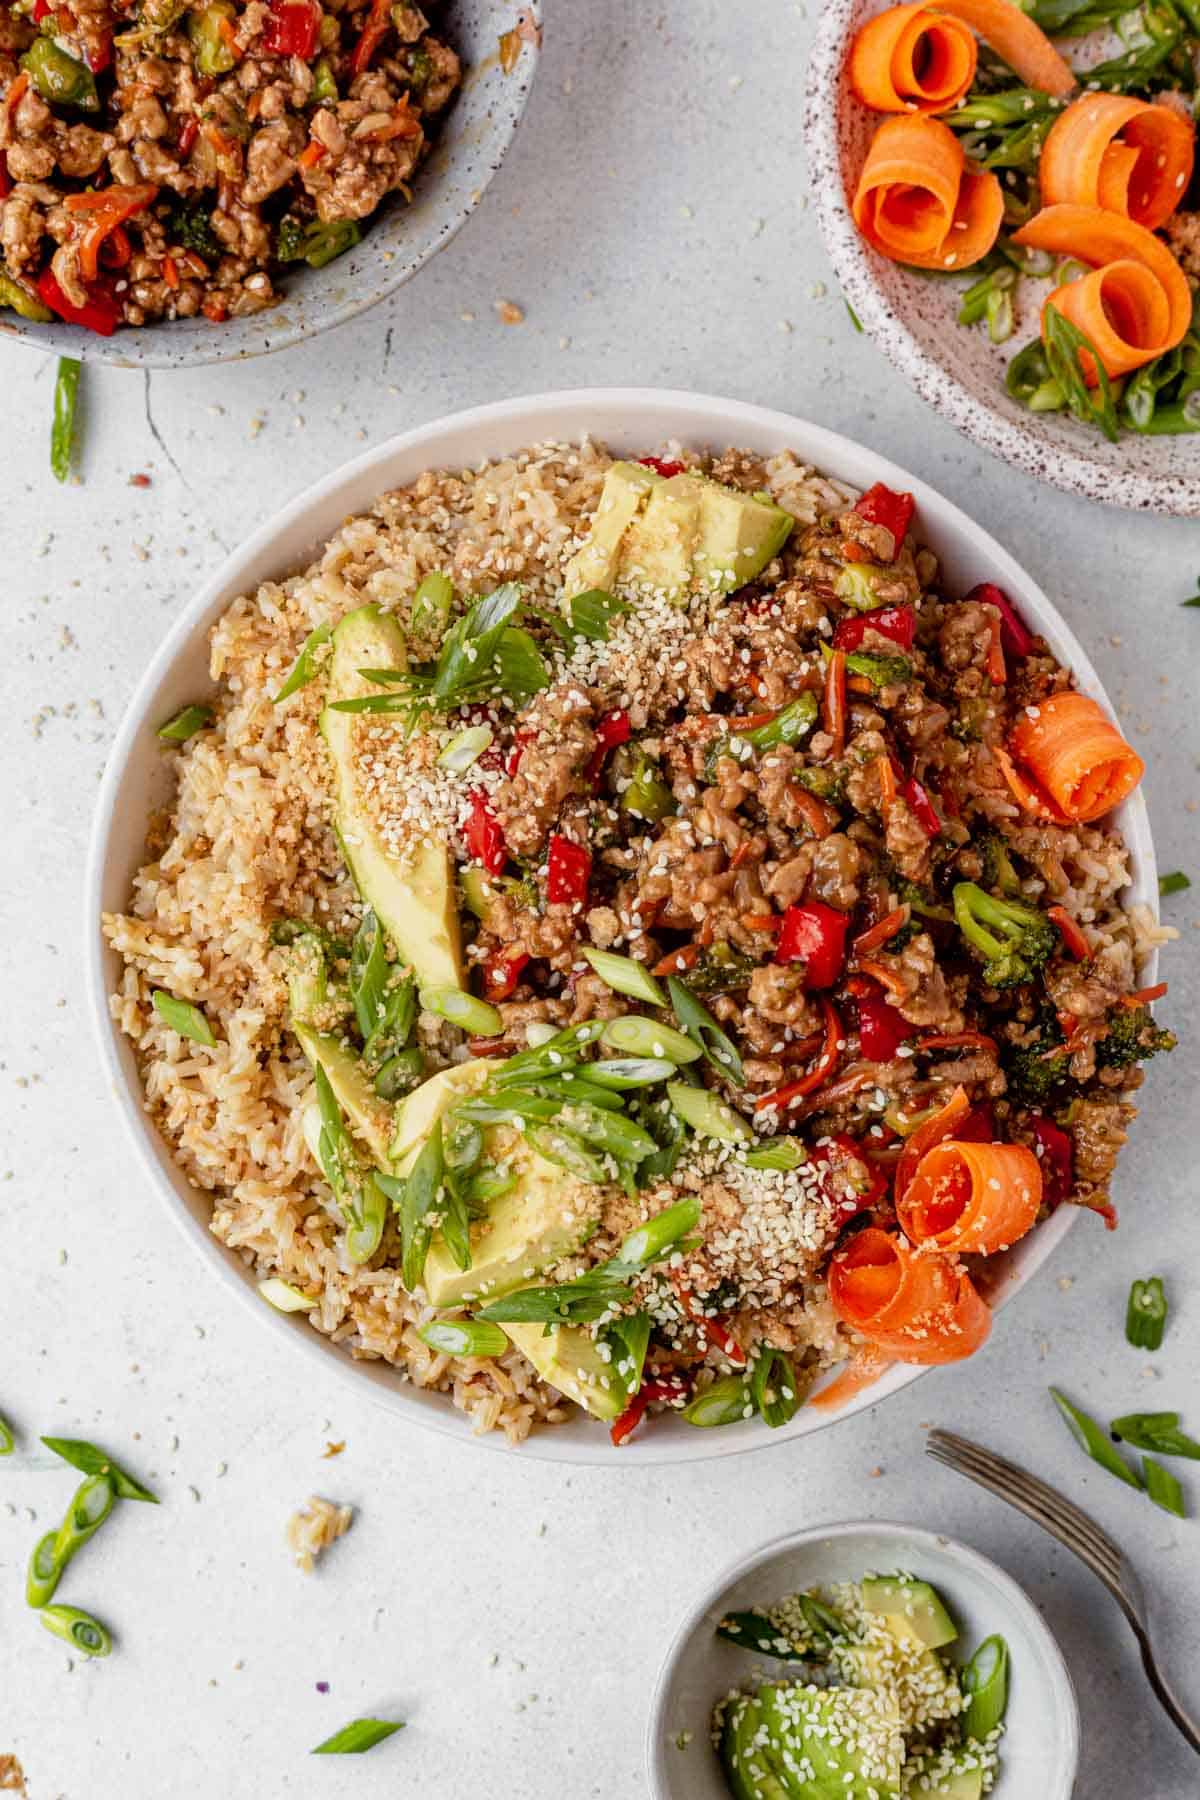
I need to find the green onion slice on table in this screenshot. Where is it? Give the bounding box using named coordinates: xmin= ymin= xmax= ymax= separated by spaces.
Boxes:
xmin=1125 ymin=1276 xmax=1167 ymax=1350
xmin=39 ymin=1604 xmax=112 ymax=1657
xmin=311 ymin=1718 xmax=405 ymax=1755
xmin=41 ymin=1437 xmax=158 ymax=1503
xmin=0 ymin=1414 xmax=14 ymax=1455
xmin=51 ymin=355 xmax=81 ymax=484
xmin=1049 ymin=1388 xmax=1141 ymax=1488
xmin=1110 ymin=1412 xmax=1200 ymax=1460
xmin=1143 ymin=1456 xmax=1187 ymax=1518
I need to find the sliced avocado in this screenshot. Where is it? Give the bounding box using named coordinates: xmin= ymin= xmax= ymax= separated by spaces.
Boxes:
xmin=719 ymin=1694 xmax=791 ymax=1800
xmin=756 ymin=1684 xmax=902 ymax=1800
xmin=502 ymin=1319 xmax=624 ymax=1421
xmin=293 ymin=1021 xmax=394 ymax=1168
xmin=424 ymin=1135 xmax=596 ymax=1306
xmin=319 ymin=605 xmax=462 ymax=991
xmin=618 ymin=474 xmax=701 ymax=600
xmin=860 ymin=1576 xmax=957 ymax=1650
xmin=693 ymin=479 xmax=793 ymax=596
xmin=561 ymin=460 xmax=660 ymax=595
xmin=389 ymin=1060 xmax=492 ymax=1170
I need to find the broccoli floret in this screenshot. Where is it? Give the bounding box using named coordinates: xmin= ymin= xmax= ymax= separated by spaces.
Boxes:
xmin=1096 ymin=1004 xmax=1177 ymax=1072
xmin=168 ymin=198 xmax=222 ymax=265
xmin=898 ymin=878 xmax=954 ymax=924
xmin=976 ymin=830 xmax=1021 ymax=896
xmin=953 ymin=880 xmax=1057 ymax=990
xmin=1005 ymin=1038 xmax=1071 ymax=1105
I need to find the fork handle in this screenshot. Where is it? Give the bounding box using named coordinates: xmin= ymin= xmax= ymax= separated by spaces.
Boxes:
xmin=1127 ymin=1617 xmax=1200 ymax=1755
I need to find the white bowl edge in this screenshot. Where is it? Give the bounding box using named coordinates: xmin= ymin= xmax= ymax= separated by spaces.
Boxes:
xmin=84 ymin=386 xmax=1158 ymax=1466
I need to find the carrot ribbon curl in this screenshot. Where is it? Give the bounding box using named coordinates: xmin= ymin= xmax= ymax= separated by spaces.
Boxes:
xmin=852 ymin=114 xmax=1003 ymax=271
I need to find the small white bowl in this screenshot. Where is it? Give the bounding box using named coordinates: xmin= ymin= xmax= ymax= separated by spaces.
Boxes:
xmin=804 ymin=0 xmax=1200 ymax=517
xmin=85 ymin=386 xmax=1157 ymax=1463
xmin=646 ymin=1519 xmax=1081 ymax=1800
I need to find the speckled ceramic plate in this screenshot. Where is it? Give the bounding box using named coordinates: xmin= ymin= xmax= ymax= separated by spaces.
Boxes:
xmin=87 ymin=389 xmax=1157 ymax=1464
xmin=804 ymin=0 xmax=1200 ymax=516
xmin=0 ymin=0 xmax=539 ymax=369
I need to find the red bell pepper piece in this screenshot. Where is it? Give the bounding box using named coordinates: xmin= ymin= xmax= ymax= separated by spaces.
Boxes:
xmin=350 ymin=0 xmax=390 ymax=75
xmin=955 ymin=1102 xmax=995 ymax=1144
xmin=811 ymin=1133 xmax=888 ymax=1218
xmin=482 ymin=951 xmax=529 ymax=1003
xmin=546 ymin=833 xmax=591 ymax=908
xmin=31 ymin=0 xmax=52 ymax=18
xmin=584 ymin=707 xmax=631 ymax=787
xmin=85 ymin=31 xmax=113 ymax=71
xmin=35 ymin=266 xmax=122 ymax=337
xmin=609 ymin=1374 xmax=690 ymax=1446
xmin=176 ymin=116 xmax=199 ymax=157
xmin=638 ymin=457 xmax=685 ymax=478
xmin=963 ymin=581 xmax=1035 ymax=660
xmin=854 ymin=482 xmax=914 ymax=551
xmin=1048 ymin=905 xmax=1091 ymax=962
xmin=1028 ymin=1114 xmax=1073 ymax=1209
xmin=261 ymin=0 xmax=321 ymax=57
xmin=855 ymin=986 xmax=911 ymax=1062
xmin=463 ymin=789 xmax=506 ymax=876
xmin=774 ymin=901 xmax=849 ymax=989
xmin=901 ymin=775 xmax=941 ymax=839
xmin=833 ymin=604 xmax=916 ymax=653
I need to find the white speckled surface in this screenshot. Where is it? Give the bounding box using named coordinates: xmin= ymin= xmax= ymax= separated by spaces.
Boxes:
xmin=806 ymin=0 xmax=1200 ymax=516
xmin=1 ymin=4 xmax=1198 ymax=1796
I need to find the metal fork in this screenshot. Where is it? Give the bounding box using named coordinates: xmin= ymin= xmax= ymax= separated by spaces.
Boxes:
xmin=927 ymin=1427 xmax=1200 ymax=1755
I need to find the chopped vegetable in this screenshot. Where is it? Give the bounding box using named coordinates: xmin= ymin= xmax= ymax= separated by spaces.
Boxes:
xmin=961 ymin=1634 xmax=1009 ymax=1742
xmin=463 ymin=789 xmax=506 ymax=875
xmin=852 ymin=115 xmax=1004 ymax=273
xmin=22 ymin=36 xmax=99 ymax=108
xmin=667 ymin=976 xmax=746 ymax=1088
xmin=854 ymin=481 xmax=915 ymax=547
xmin=952 ymin=881 xmax=1056 ymax=988
xmin=1110 ymin=1412 xmax=1200 ymax=1460
xmin=157 ymin=703 xmax=213 ymax=742
xmin=27 ymin=1473 xmax=115 ymax=1607
xmin=0 ymin=1415 xmax=13 ymax=1455
xmin=478 ymin=1196 xmax=699 ymax=1325
xmin=39 ymin=1604 xmax=112 ymax=1657
xmin=273 ymin=621 xmax=331 ymax=703
xmin=41 ymin=1436 xmax=157 ymax=1503
xmin=1049 ymin=1387 xmax=1142 ymax=1488
xmin=582 ymin=949 xmax=666 ymax=1008
xmin=1095 ymin=1003 xmax=1176 ymax=1072
xmin=829 ymin=1227 xmax=991 ymax=1364
xmin=848 ymin=5 xmax=977 ymax=114
xmin=743 ymin=1139 xmax=806 ymax=1171
xmin=681 ymin=1373 xmax=754 ymax=1427
xmin=668 ymin=1081 xmax=753 ymax=1144
xmin=600 ymin=1015 xmax=699 ymax=1063
xmin=419 ymin=1319 xmax=508 ymax=1359
xmin=258 ymin=1277 xmax=316 ymax=1312
xmin=1159 ymin=871 xmax=1190 ymax=896
xmin=898 ymin=1140 xmax=1042 ymax=1255
xmin=311 ymin=1719 xmax=405 ymax=1755
xmin=546 ymin=833 xmax=591 ymax=907
xmin=1143 ymin=1455 xmax=1186 ymax=1518
xmin=150 ymin=989 xmax=217 ymax=1047
xmin=51 ymin=356 xmax=80 ymax=484
xmin=1126 ymin=1276 xmax=1167 ymax=1350
xmin=418 ymin=985 xmax=503 ymax=1037
xmin=750 ymin=1346 xmax=804 ymax=1429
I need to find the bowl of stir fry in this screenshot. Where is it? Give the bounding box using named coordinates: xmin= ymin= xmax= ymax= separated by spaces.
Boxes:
xmin=87 ymin=388 xmax=1168 ymax=1463
xmin=0 ymin=0 xmax=540 ymax=365
xmin=807 ymin=0 xmax=1200 ymax=514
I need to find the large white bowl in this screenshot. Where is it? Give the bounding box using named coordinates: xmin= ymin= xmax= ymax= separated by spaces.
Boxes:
xmin=85 ymin=387 xmax=1158 ymax=1464
xmin=804 ymin=0 xmax=1200 ymax=517
xmin=646 ymin=1519 xmax=1080 ymax=1799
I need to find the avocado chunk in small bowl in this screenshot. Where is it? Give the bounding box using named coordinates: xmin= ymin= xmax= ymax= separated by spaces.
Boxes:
xmin=646 ymin=1519 xmax=1078 ymax=1800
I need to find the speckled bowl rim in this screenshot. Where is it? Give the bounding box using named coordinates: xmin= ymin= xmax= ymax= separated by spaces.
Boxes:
xmin=84 ymin=386 xmax=1157 ymax=1464
xmin=645 ymin=1519 xmax=1081 ymax=1800
xmin=0 ymin=0 xmax=540 ymax=369
xmin=803 ymin=0 xmax=1200 ymax=518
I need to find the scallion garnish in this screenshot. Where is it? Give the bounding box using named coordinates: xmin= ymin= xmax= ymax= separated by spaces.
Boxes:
xmin=311 ymin=1718 xmax=405 ymax=1755
xmin=1125 ymin=1276 xmax=1167 ymax=1350
xmin=41 ymin=1437 xmax=158 ymax=1503
xmin=1110 ymin=1412 xmax=1200 ymax=1460
xmin=667 ymin=1081 xmax=752 ymax=1145
xmin=667 ymin=976 xmax=746 ymax=1089
xmin=581 ymin=948 xmax=667 ymax=1008
xmin=681 ymin=1373 xmax=753 ymax=1428
xmin=961 ymin=1635 xmax=1009 ymax=1742
xmin=1158 ymin=871 xmax=1190 ymax=897
xmin=150 ymin=990 xmax=217 ymax=1048
xmin=750 ymin=1346 xmax=803 ymax=1429
xmin=27 ymin=1473 xmax=116 ymax=1607
xmin=600 ymin=1014 xmax=700 ymax=1063
xmin=156 ymin=703 xmax=214 ymax=743
xmin=418 ymin=1319 xmax=508 ymax=1359
xmin=39 ymin=1603 xmax=112 ymax=1658
xmin=1143 ymin=1456 xmax=1187 ymax=1518
xmin=1049 ymin=1388 xmax=1141 ymax=1489
xmin=51 ymin=355 xmax=80 ymax=484
xmin=1042 ymin=304 xmax=1120 ymax=443
xmin=418 ymin=984 xmax=504 ymax=1037
xmin=258 ymin=1277 xmax=316 ymax=1313
xmin=0 ymin=1414 xmax=13 ymax=1455
xmin=397 ymin=1117 xmax=444 ymax=1291
xmin=273 ymin=621 xmax=332 ymax=704
xmin=477 ymin=1195 xmax=699 ymax=1325
xmin=743 ymin=1139 xmax=806 ymax=1172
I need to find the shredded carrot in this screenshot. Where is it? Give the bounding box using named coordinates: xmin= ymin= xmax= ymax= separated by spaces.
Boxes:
xmin=161 ymin=253 xmax=179 ymax=290
xmin=5 ymin=72 xmax=29 ymax=114
xmin=852 ymin=906 xmax=909 ymax=958
xmin=855 ymin=957 xmax=910 ymax=1000
xmin=824 ymin=648 xmax=847 ymax=757
xmin=671 ymin=1279 xmax=747 ymax=1366
xmin=935 ymin=0 xmax=1075 ymax=96
xmin=65 ymin=181 xmax=159 ymax=282
xmin=245 ymin=89 xmax=262 ymax=122
xmin=877 ymin=753 xmax=898 ymax=816
xmin=739 ymin=912 xmax=780 ymax=934
xmin=916 ymin=1031 xmax=997 ymax=1053
xmin=985 ymin=613 xmax=1006 ymax=686
xmin=1119 ymin=981 xmax=1168 ymax=1008
xmin=789 ymin=785 xmax=837 ymax=840
xmin=653 ymin=943 xmax=699 ymax=977
xmin=729 ymin=842 xmax=753 ymax=871
xmin=1045 ymin=257 xmax=1176 ymax=382
xmin=1008 ymin=691 xmax=1145 ymax=823
xmin=217 ymin=14 xmax=240 ymax=54
xmin=847 ymin=674 xmax=875 ymax=697
xmin=297 ymin=138 xmax=328 ymax=170
xmin=201 ymin=296 xmax=228 ymax=323
xmin=809 ymin=1357 xmax=893 ymax=1411
xmin=1047 ymin=904 xmax=1091 ymax=961
xmin=753 ymin=996 xmax=841 ymax=1112
xmin=728 ymin=710 xmax=777 ymax=731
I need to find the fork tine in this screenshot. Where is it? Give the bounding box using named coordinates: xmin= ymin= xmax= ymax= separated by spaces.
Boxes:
xmin=928 ymin=1429 xmax=1125 ymax=1585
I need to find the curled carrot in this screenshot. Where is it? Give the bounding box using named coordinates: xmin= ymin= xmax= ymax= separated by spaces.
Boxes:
xmin=828 ymin=1227 xmax=992 ymax=1365
xmin=848 ymin=3 xmax=977 ymax=114
xmin=1013 ymin=204 xmax=1192 ymax=347
xmin=897 ymin=1140 xmax=1042 ymax=1256
xmin=992 ymin=745 xmax=1072 ymax=825
xmin=853 ymin=116 xmax=1003 ymax=272
xmin=895 ymin=1083 xmax=972 ymax=1203
xmin=934 ymin=0 xmax=1075 ymax=97
xmin=1008 ymin=691 xmax=1145 ymax=823
xmin=1040 ymin=92 xmax=1195 ymax=233
xmin=1044 ymin=258 xmax=1174 ymax=383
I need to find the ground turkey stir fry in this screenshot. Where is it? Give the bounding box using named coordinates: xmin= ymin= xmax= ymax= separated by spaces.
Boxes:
xmin=0 ymin=0 xmax=459 ymax=330
xmin=104 ymin=441 xmax=1175 ymax=1444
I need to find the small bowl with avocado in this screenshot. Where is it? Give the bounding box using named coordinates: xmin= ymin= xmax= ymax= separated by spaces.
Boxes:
xmin=647 ymin=1518 xmax=1079 ymax=1800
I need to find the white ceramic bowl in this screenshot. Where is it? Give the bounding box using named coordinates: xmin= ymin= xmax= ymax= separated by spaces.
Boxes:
xmin=85 ymin=387 xmax=1158 ymax=1463
xmin=646 ymin=1519 xmax=1081 ymax=1800
xmin=804 ymin=0 xmax=1200 ymax=517
xmin=0 ymin=0 xmax=539 ymax=369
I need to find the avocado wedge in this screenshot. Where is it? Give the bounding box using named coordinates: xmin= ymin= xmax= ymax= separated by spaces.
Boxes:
xmin=320 ymin=605 xmax=463 ymax=991
xmin=501 ymin=1320 xmax=623 ymax=1422
xmin=860 ymin=1576 xmax=958 ymax=1650
xmin=718 ymin=1694 xmax=791 ymax=1800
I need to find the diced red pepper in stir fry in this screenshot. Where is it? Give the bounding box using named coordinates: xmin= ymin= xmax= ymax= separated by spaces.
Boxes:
xmin=482 ymin=951 xmax=530 ymax=1003
xmin=36 ymin=266 xmax=122 ymax=336
xmin=584 ymin=708 xmax=631 ymax=786
xmin=901 ymin=774 xmax=941 ymax=839
xmin=774 ymin=902 xmax=849 ymax=989
xmin=1028 ymin=1115 xmax=1074 ymax=1208
xmin=262 ymin=0 xmax=322 ymax=57
xmin=963 ymin=581 xmax=1036 ymax=660
xmin=855 ymin=985 xmax=911 ymax=1061
xmin=833 ymin=604 xmax=916 ymax=652
xmin=546 ymin=833 xmax=591 ymax=907
xmin=637 ymin=457 xmax=686 ymax=478
xmin=463 ymin=789 xmax=506 ymax=876
xmin=854 ymin=481 xmax=915 ymax=548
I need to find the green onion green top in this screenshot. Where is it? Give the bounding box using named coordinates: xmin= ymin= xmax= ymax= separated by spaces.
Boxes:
xmin=41 ymin=1436 xmax=158 ymax=1503
xmin=1049 ymin=1388 xmax=1141 ymax=1489
xmin=311 ymin=1718 xmax=405 ymax=1755
xmin=1125 ymin=1276 xmax=1167 ymax=1351
xmin=1142 ymin=1456 xmax=1187 ymax=1519
xmin=157 ymin=703 xmax=214 ymax=743
xmin=1158 ymin=871 xmax=1190 ymax=897
xmin=150 ymin=991 xmax=217 ymax=1048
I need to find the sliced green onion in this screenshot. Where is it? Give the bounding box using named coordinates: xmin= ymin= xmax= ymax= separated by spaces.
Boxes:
xmin=273 ymin=621 xmax=332 ymax=704
xmin=1143 ymin=1456 xmax=1187 ymax=1518
xmin=682 ymin=1374 xmax=754 ymax=1428
xmin=0 ymin=1415 xmax=13 ymax=1455
xmin=418 ymin=985 xmax=503 ymax=1036
xmin=418 ymin=1319 xmax=509 ymax=1359
xmin=961 ymin=1635 xmax=1009 ymax=1742
xmin=409 ymin=570 xmax=454 ymax=639
xmin=568 ymin=587 xmax=630 ymax=642
xmin=750 ymin=1346 xmax=802 ymax=1429
xmin=1125 ymin=1276 xmax=1167 ymax=1351
xmin=581 ymin=948 xmax=666 ymax=1007
xmin=258 ymin=1277 xmax=317 ymax=1313
xmin=492 ymin=1019 xmax=605 ymax=1086
xmin=525 ymin=1123 xmax=610 ymax=1183
xmin=438 ymin=723 xmax=493 ymax=772
xmin=312 ymin=1718 xmax=406 ymax=1755
xmin=600 ymin=1015 xmax=701 ymax=1063
xmin=667 ymin=976 xmax=745 ymax=1088
xmin=350 ymin=909 xmax=389 ymax=1043
xmin=398 ymin=1120 xmax=444 ymax=1290
xmin=27 ymin=1530 xmax=64 ymax=1609
xmin=51 ymin=355 xmax=80 ymax=484
xmin=524 ymin=1021 xmax=560 ymax=1049
xmin=150 ymin=990 xmax=217 ymax=1047
xmin=1110 ymin=1412 xmax=1200 ymax=1459
xmin=618 ymin=1194 xmax=701 ymax=1269
xmin=1159 ymin=871 xmax=1190 ymax=897
xmin=1049 ymin=1388 xmax=1141 ymax=1489
xmin=585 ymin=1056 xmax=677 ymax=1090
xmin=40 ymin=1604 xmax=112 ymax=1657
xmin=374 ymin=1045 xmax=425 ymax=1099
xmin=156 ymin=703 xmax=213 ymax=743
xmin=560 ymin=1102 xmax=658 ymax=1163
xmin=743 ymin=1139 xmax=806 ymax=1171
xmin=29 ymin=1474 xmax=118 ymax=1606
xmin=41 ymin=1437 xmax=157 ymax=1503
xmin=345 ymin=1170 xmax=388 ymax=1266
xmin=667 ymin=1081 xmax=752 ymax=1144
xmin=986 ymin=286 xmax=1014 ymax=345
xmin=1053 ymin=257 xmax=1091 ymax=286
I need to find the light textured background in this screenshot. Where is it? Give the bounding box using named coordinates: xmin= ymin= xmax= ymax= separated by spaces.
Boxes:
xmin=1 ymin=4 xmax=1198 ymax=1796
